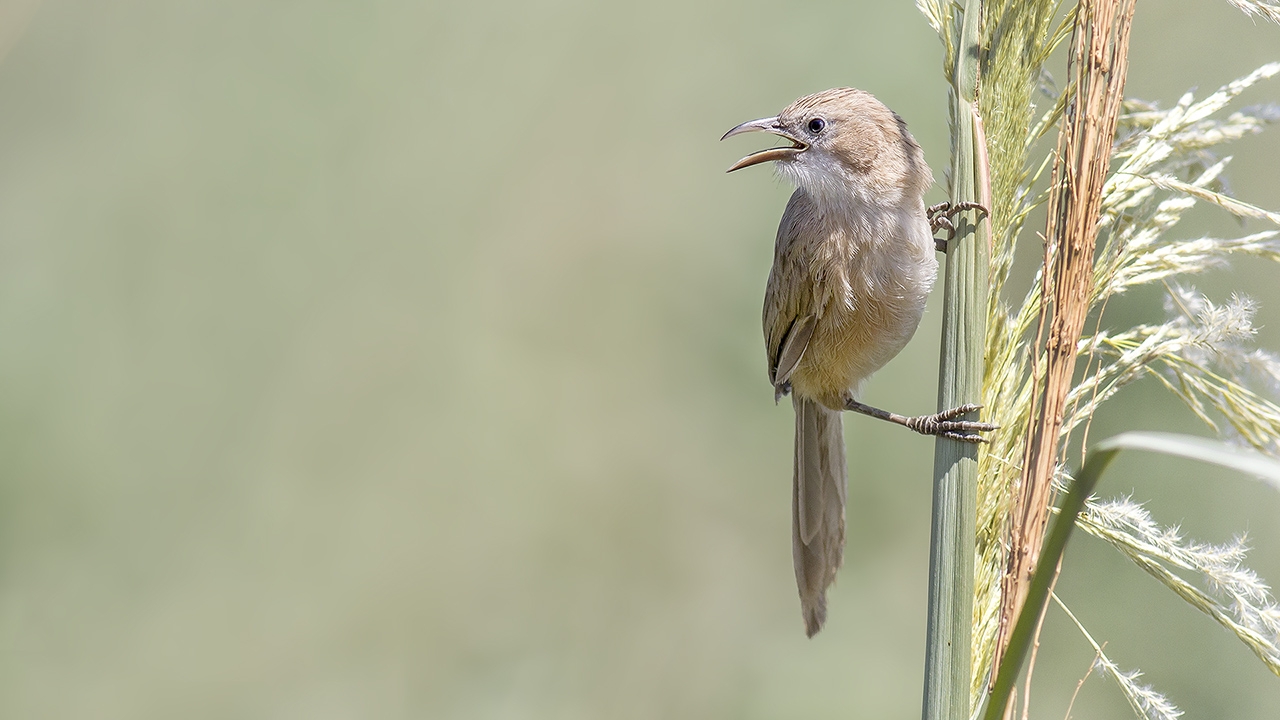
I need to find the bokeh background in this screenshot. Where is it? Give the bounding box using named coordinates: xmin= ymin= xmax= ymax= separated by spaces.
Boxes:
xmin=0 ymin=1 xmax=1277 ymax=717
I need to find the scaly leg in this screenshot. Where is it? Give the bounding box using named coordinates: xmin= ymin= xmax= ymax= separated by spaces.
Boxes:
xmin=928 ymin=201 xmax=988 ymax=253
xmin=844 ymin=398 xmax=997 ymax=443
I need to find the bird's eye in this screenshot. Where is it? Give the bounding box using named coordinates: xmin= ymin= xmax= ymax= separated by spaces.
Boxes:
xmin=807 ymin=117 xmax=826 ymax=134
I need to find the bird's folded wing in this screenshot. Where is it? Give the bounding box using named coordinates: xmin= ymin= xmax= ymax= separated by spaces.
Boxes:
xmin=771 ymin=313 xmax=815 ymax=392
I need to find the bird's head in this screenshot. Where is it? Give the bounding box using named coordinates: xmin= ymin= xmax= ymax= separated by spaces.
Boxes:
xmin=721 ymin=88 xmax=930 ymax=207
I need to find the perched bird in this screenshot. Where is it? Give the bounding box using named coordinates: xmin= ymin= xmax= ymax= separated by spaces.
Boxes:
xmin=723 ymin=88 xmax=993 ymax=637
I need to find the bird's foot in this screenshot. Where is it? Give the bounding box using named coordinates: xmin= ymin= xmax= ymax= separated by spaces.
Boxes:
xmin=844 ymin=398 xmax=997 ymax=443
xmin=901 ymin=403 xmax=998 ymax=443
xmin=928 ymin=201 xmax=988 ymax=252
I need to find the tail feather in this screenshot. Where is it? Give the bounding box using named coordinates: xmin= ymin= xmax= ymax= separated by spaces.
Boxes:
xmin=792 ymin=396 xmax=847 ymax=637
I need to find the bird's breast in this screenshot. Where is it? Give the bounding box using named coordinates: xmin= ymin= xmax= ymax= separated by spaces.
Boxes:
xmin=780 ymin=205 xmax=937 ymax=409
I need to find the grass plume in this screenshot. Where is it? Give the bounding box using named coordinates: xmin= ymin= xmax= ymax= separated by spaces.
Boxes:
xmin=920 ymin=0 xmax=1280 ymax=715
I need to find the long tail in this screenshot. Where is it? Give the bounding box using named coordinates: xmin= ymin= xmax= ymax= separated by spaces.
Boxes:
xmin=792 ymin=396 xmax=848 ymax=637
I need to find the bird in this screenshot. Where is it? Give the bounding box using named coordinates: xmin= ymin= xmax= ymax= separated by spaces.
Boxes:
xmin=722 ymin=88 xmax=994 ymax=637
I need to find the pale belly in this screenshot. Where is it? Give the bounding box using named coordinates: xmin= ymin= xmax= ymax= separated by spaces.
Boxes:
xmin=788 ymin=284 xmax=930 ymax=412
xmin=764 ymin=190 xmax=939 ymax=411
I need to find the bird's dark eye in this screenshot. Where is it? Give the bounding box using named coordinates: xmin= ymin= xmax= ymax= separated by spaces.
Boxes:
xmin=807 ymin=117 xmax=826 ymax=134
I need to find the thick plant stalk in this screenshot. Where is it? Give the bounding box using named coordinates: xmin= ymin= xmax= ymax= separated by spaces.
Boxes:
xmin=992 ymin=0 xmax=1138 ymax=684
xmin=922 ymin=0 xmax=989 ymax=718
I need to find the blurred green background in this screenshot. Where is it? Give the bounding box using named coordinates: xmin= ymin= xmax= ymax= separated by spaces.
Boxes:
xmin=0 ymin=1 xmax=1277 ymax=717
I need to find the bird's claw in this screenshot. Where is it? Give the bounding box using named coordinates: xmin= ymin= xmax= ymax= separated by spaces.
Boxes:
xmin=928 ymin=201 xmax=988 ymax=253
xmin=902 ymin=403 xmax=998 ymax=444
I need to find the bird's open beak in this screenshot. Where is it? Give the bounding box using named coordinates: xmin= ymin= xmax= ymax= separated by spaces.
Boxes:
xmin=721 ymin=116 xmax=807 ymax=173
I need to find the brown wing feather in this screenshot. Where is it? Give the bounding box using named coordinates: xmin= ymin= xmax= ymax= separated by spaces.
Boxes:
xmin=771 ymin=314 xmax=816 ymax=398
xmin=763 ymin=190 xmax=823 ymax=399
